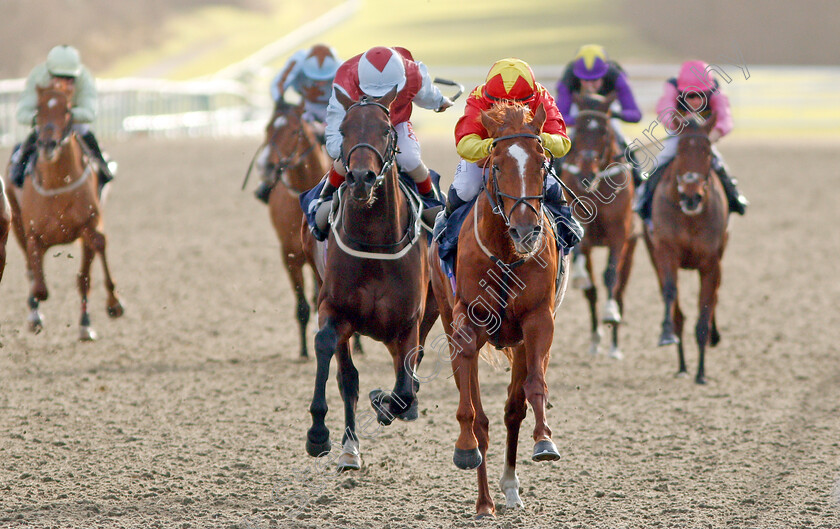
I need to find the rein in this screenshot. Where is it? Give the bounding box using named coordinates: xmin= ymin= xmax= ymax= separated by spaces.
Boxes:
xmin=329 ymin=179 xmax=424 ymax=260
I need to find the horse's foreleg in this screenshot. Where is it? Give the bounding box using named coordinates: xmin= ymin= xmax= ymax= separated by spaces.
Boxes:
xmin=522 ymin=310 xmax=560 ymax=461
xmin=25 ymin=239 xmax=47 ymax=333
xmin=468 ymin=357 xmax=493 ymax=518
xmin=307 ymin=315 xmax=349 ymax=457
xmin=87 ymin=229 xmax=123 ymax=318
xmin=653 ymin=249 xmax=680 ymax=347
xmin=674 ymin=297 xmax=687 ymax=376
xmin=584 ymin=285 xmax=600 ymax=356
xmin=610 ymin=234 xmax=638 ymax=359
xmin=383 ymin=324 xmax=420 ymax=422
xmin=334 ymin=342 xmax=361 ymax=471
xmin=601 ymin=241 xmax=623 ymax=325
xmin=450 ymin=305 xmax=483 ymax=471
xmin=501 ymin=346 xmax=527 ymax=510
xmin=77 ymin=243 xmax=97 ymax=341
xmin=695 ymin=263 xmax=721 ymax=385
xmin=282 ymin=250 xmax=309 ymax=358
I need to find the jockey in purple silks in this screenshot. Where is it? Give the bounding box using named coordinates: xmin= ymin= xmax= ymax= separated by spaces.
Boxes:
xmin=556 ymin=44 xmax=642 ymax=153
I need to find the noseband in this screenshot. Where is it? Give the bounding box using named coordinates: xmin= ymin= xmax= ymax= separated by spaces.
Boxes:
xmin=339 ymin=98 xmax=398 ymax=192
xmin=483 ymin=133 xmax=548 ymax=227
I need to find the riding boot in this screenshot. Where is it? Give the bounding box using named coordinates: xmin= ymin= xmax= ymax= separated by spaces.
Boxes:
xmin=10 ymin=130 xmax=37 ymax=188
xmin=544 ymin=180 xmax=583 ymax=254
xmin=634 ymin=160 xmax=670 ymax=222
xmin=310 ymin=180 xmax=338 ymax=242
xmin=80 ymin=131 xmax=114 ymax=193
xmin=712 ymin=158 xmax=748 ymax=215
xmin=432 ymin=188 xmax=467 ymax=241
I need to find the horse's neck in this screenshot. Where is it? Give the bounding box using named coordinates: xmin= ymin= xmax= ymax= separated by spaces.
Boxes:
xmin=286 ymin=127 xmax=327 ymax=190
xmin=343 ymin=170 xmax=406 ymax=244
xmin=37 ymin=136 xmax=84 ymax=184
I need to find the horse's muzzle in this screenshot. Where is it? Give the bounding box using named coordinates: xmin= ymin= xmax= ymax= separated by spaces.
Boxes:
xmin=346 ymin=169 xmax=378 ymax=203
xmin=509 ymin=223 xmax=543 ymax=255
xmin=679 ymin=193 xmax=704 ymax=215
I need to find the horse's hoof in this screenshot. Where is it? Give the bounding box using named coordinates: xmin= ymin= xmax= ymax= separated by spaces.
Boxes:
xmin=608 ymin=346 xmax=624 ymax=360
xmin=503 ymin=489 xmax=524 ymax=509
xmin=79 ymin=326 xmax=98 ymax=342
xmin=369 ymin=390 xmax=395 ymax=426
xmin=396 ymin=398 xmax=418 ymax=422
xmin=695 ymin=375 xmax=707 ymax=385
xmin=602 ymin=299 xmax=621 ymax=324
xmin=658 ymin=332 xmax=679 ymax=346
xmin=29 ymin=321 xmax=43 ymax=335
xmin=453 ymin=447 xmax=482 ymax=470
xmin=306 ymin=435 xmax=332 ymax=457
xmin=532 ymin=439 xmax=561 ymax=462
xmin=336 ymin=452 xmax=361 ymax=472
xmin=107 ymin=303 xmax=124 ymax=318
xmin=675 ymin=370 xmax=689 ymax=379
xmin=475 ymin=511 xmax=496 ymax=520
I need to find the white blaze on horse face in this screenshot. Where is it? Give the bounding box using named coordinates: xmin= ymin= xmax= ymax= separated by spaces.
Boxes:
xmin=48 ymin=98 xmax=58 ymax=109
xmin=273 ymin=115 xmax=288 ymax=129
xmin=506 ymin=143 xmax=529 ymax=198
xmin=587 ymin=119 xmax=599 ymax=131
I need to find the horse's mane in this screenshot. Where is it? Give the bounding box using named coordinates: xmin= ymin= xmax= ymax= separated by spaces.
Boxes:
xmin=485 ymin=101 xmax=533 ymax=133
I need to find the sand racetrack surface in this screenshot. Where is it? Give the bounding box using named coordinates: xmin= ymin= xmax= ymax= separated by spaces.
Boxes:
xmin=0 ymin=136 xmax=839 ymax=529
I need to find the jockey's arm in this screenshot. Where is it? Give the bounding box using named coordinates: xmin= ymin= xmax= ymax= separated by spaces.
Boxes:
xmin=70 ymin=68 xmax=97 ymax=123
xmin=540 ymin=131 xmax=572 ymax=159
xmin=15 ymin=66 xmax=41 ymax=126
xmin=324 ymin=86 xmax=348 ymax=161
xmin=412 ymin=62 xmax=449 ymax=111
xmin=613 ymin=72 xmax=641 ymax=123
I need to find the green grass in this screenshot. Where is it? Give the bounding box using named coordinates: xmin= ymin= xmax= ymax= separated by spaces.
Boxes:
xmin=102 ymin=0 xmax=676 ymax=80
xmin=101 ymin=0 xmax=343 ymax=80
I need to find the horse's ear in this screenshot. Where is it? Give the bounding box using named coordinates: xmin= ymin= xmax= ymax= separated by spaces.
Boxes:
xmin=335 ymin=89 xmax=355 ymax=111
xmin=703 ymin=111 xmax=718 ymax=135
xmin=375 ymin=85 xmax=399 ymax=109
xmin=480 ymin=109 xmax=500 ymax=136
xmin=530 ymin=103 xmax=547 ymax=133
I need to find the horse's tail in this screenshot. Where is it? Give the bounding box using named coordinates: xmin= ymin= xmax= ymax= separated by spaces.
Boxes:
xmin=478 ymin=344 xmax=511 ymax=370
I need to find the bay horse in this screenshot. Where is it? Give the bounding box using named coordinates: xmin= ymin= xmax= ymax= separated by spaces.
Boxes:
xmin=4 ymin=85 xmax=123 ymax=340
xmin=0 ymin=176 xmax=10 ymax=285
xmin=643 ymin=113 xmax=727 ymax=384
xmin=430 ymin=102 xmax=570 ymax=517
xmin=301 ymin=87 xmax=438 ymax=471
xmin=560 ymin=93 xmax=637 ymax=359
xmin=262 ymin=99 xmax=329 ymax=358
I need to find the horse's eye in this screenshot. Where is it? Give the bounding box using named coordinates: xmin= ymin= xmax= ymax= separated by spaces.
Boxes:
xmin=383 ymin=128 xmax=390 ymax=137
xmin=493 ymin=164 xmax=500 ymax=172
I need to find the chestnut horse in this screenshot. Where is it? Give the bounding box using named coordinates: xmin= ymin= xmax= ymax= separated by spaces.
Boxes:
xmin=4 ymin=86 xmax=123 ymax=340
xmin=430 ymin=102 xmax=570 ymax=517
xmin=301 ymin=88 xmax=438 ymax=471
xmin=643 ymin=114 xmax=727 ymax=384
xmin=262 ymin=100 xmax=328 ymax=358
xmin=560 ymin=93 xmax=637 ymax=359
xmin=0 ymin=177 xmax=10 ymax=285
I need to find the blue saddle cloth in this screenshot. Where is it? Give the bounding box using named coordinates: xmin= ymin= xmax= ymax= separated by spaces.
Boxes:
xmin=436 ymin=198 xmax=583 ymax=291
xmin=300 ymin=170 xmax=444 ymax=243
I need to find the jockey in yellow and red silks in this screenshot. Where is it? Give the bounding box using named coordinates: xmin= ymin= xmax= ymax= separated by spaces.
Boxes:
xmin=437 ymin=58 xmax=582 ymax=253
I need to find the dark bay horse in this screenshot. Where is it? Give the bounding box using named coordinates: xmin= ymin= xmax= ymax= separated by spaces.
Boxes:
xmin=430 ymin=102 xmax=570 ymax=517
xmin=301 ymin=88 xmax=438 ymax=471
xmin=643 ymin=114 xmax=728 ymax=384
xmin=4 ymin=86 xmax=123 ymax=340
xmin=560 ymin=93 xmax=636 ymax=359
xmin=0 ymin=176 xmax=10 ymax=285
xmin=262 ymin=100 xmax=329 ymax=358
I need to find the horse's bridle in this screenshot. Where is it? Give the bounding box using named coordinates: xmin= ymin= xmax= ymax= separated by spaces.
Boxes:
xmin=338 ymin=98 xmax=398 ymax=195
xmin=265 ymin=113 xmax=318 ymax=193
xmin=482 ymin=133 xmax=548 ymax=228
xmin=675 ymin=132 xmax=713 ymax=193
xmin=564 ymin=110 xmax=624 ymax=191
